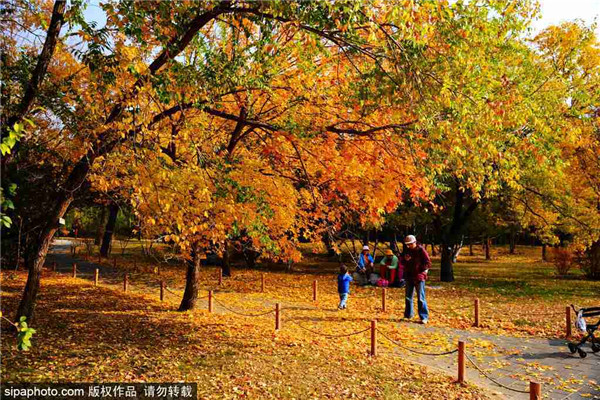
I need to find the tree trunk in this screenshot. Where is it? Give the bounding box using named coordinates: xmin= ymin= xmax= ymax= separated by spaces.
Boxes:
xmin=440 ymin=244 xmax=454 ymax=282
xmin=542 ymin=244 xmax=547 ymax=262
xmin=372 ymin=236 xmax=379 ymax=259
xmin=243 ymin=247 xmax=259 ymax=268
xmin=179 ymin=247 xmax=202 ymax=311
xmin=222 ymin=240 xmax=231 ymax=277
xmin=95 ymin=206 xmax=108 ymax=245
xmin=582 ymin=240 xmax=600 ymax=280
xmin=322 ymin=233 xmax=336 ymax=257
xmin=509 ymin=230 xmax=516 ymax=254
xmin=390 ymin=233 xmax=399 ymax=253
xmin=100 ymin=203 xmax=119 ymax=257
xmin=452 ymin=236 xmax=464 ymax=263
xmin=438 ymin=183 xmax=480 ymax=282
xmin=485 ymin=237 xmax=491 ymax=260
xmin=469 ymin=242 xmax=474 ymax=256
xmin=16 ymin=195 xmax=72 ymax=322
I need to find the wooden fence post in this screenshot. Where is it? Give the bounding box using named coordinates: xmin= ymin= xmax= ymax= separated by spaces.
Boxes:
xmin=52 ymin=262 xmax=57 ymax=272
xmin=371 ymin=320 xmax=377 ymax=356
xmin=94 ymin=269 xmax=99 ymax=286
xmin=458 ymin=341 xmax=465 ymax=383
xmin=313 ymin=280 xmax=317 ymax=301
xmin=160 ymin=281 xmax=165 ymax=301
xmin=218 ymin=268 xmax=223 ymax=285
xmin=275 ymin=303 xmax=281 ymax=330
xmin=72 ymin=263 xmax=76 ymax=278
xmin=261 ymin=273 xmax=265 ymax=293
xmin=208 ymin=290 xmax=213 ymax=313
xmin=123 ymin=273 xmax=128 ymax=292
xmin=113 ymin=257 xmax=117 ymax=268
xmin=529 ymin=381 xmax=541 ymax=400
xmin=474 ymin=298 xmax=480 ymax=327
xmin=382 ymin=288 xmax=387 ymax=312
xmin=566 ymin=306 xmax=572 ymax=338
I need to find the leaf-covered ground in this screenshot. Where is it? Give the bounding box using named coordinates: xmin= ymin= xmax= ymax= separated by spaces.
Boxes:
xmin=84 ymin=241 xmax=600 ymax=339
xmin=1 ymin=271 xmax=488 ymax=399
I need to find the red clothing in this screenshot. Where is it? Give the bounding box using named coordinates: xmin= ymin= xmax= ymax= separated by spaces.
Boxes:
xmin=403 ymin=245 xmax=431 ymax=283
xmin=379 ymin=266 xmax=398 ymax=284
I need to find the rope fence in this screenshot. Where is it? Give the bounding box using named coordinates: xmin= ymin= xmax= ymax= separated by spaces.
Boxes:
xmin=58 ymin=261 xmax=578 ymax=341
xmin=53 ymin=261 xmax=557 ymax=398
xmin=212 ymin=297 xmax=274 ymax=318
xmin=464 ymin=353 xmax=531 ymax=394
xmin=285 ymin=319 xmax=370 ymax=338
xmin=377 ymin=328 xmax=459 ymax=356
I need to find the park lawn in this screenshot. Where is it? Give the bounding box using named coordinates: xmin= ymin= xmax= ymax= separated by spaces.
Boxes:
xmin=76 ymin=240 xmax=600 ymax=339
xmin=0 ymin=272 xmax=487 ymax=400
xmin=427 ymin=245 xmax=600 ymax=337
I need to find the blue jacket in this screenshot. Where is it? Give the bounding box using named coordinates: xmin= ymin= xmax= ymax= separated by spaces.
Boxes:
xmin=357 ymin=253 xmax=374 ymax=271
xmin=337 ymin=273 xmax=353 ymax=294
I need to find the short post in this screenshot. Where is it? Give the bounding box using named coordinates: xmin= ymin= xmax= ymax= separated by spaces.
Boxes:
xmin=208 ymin=290 xmax=213 ymax=313
xmin=113 ymin=257 xmax=117 ymax=268
xmin=70 ymin=245 xmax=74 ymax=255
xmin=94 ymin=269 xmax=99 ymax=286
xmin=382 ymin=288 xmax=387 ymax=312
xmin=218 ymin=268 xmax=223 ymax=285
xmin=458 ymin=341 xmax=465 ymax=383
xmin=98 ymin=254 xmax=101 ymax=263
xmin=566 ymin=306 xmax=572 ymax=338
xmin=123 ymin=273 xmax=128 ymax=292
xmin=52 ymin=262 xmax=57 ymax=272
xmin=275 ymin=303 xmax=281 ymax=330
xmin=72 ymin=263 xmax=76 ymax=278
xmin=313 ymin=280 xmax=318 ymax=301
xmin=474 ymin=298 xmax=480 ymax=327
xmin=529 ymin=381 xmax=541 ymax=400
xmin=160 ymin=281 xmax=165 ymax=301
xmin=370 ymin=320 xmax=377 ymax=356
xmin=261 ymin=273 xmax=265 ymax=293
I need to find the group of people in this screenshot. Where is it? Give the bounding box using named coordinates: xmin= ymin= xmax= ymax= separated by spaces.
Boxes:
xmin=337 ymin=235 xmax=431 ymax=324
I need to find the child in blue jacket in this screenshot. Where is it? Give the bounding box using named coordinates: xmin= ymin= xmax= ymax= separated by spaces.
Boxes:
xmin=337 ymin=264 xmax=353 ymax=310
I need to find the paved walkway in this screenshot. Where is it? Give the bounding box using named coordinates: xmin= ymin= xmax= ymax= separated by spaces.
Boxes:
xmin=397 ymin=324 xmax=599 ymax=399
xmin=47 ymin=240 xmax=600 ymax=400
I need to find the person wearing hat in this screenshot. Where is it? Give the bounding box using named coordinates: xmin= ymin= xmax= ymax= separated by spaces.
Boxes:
xmin=355 ymin=245 xmax=374 ymax=285
xmin=379 ymin=248 xmax=399 ymax=283
xmin=402 ymin=235 xmax=430 ymax=324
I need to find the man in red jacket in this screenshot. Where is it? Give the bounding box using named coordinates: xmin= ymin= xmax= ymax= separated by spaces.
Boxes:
xmin=402 ymin=235 xmax=430 ymax=324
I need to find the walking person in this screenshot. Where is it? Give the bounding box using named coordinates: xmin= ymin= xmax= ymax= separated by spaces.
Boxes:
xmin=402 ymin=235 xmax=430 ymax=324
xmin=337 ymin=264 xmax=353 ymax=310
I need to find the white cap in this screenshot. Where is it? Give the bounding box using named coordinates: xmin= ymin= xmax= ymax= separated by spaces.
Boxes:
xmin=404 ymin=235 xmax=417 ymax=244
xmin=362 ymin=245 xmax=370 ymax=251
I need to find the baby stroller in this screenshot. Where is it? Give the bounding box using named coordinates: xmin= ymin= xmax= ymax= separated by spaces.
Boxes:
xmin=567 ymin=304 xmax=600 ymax=358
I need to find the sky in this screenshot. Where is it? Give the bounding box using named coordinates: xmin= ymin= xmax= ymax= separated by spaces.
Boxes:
xmin=530 ymin=0 xmax=600 ymax=36
xmin=83 ymin=0 xmax=600 ymax=37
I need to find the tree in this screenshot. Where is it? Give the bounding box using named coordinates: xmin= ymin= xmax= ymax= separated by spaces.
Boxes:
xmin=5 ymin=0 xmax=432 ymax=318
xmin=532 ymin=23 xmax=600 ymax=278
